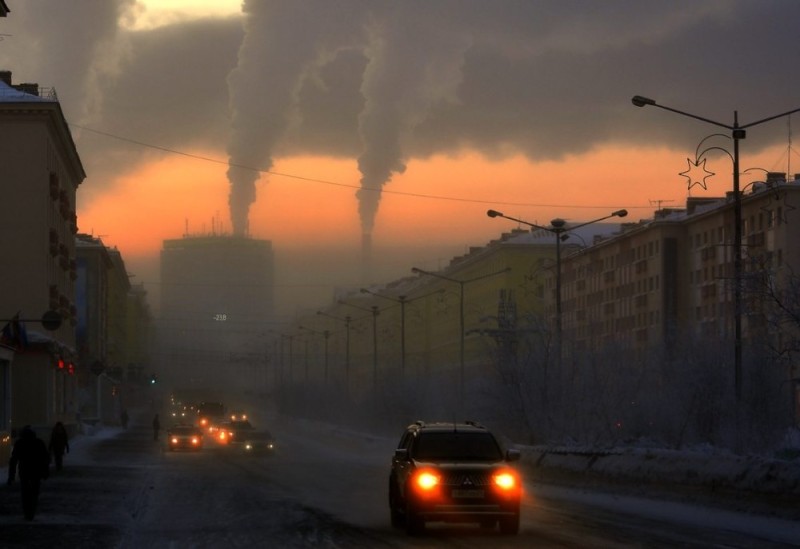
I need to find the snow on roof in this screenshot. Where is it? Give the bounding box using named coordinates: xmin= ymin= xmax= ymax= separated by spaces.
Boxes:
xmin=0 ymin=79 xmax=55 ymax=102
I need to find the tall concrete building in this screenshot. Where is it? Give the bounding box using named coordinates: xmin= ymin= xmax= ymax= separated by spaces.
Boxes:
xmin=159 ymin=235 xmax=274 ymax=396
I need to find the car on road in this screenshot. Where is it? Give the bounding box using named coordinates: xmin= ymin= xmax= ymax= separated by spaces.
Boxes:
xmin=218 ymin=419 xmax=276 ymax=455
xmin=240 ymin=430 xmax=276 ymax=455
xmin=389 ymin=420 xmax=522 ymax=535
xmin=167 ymin=424 xmax=204 ymax=451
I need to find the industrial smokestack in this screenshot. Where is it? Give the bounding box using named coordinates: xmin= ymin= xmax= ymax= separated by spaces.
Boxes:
xmin=361 ymin=232 xmax=372 ymax=282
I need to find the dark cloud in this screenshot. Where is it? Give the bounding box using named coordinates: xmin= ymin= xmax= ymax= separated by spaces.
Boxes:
xmin=2 ymin=0 xmax=800 ymax=207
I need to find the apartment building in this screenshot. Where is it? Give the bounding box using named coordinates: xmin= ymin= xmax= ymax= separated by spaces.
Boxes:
xmin=0 ymin=72 xmax=85 ymax=428
xmin=554 ymin=178 xmax=800 ymax=362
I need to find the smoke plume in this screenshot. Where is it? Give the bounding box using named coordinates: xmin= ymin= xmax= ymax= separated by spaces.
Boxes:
xmin=356 ymin=6 xmax=469 ymax=252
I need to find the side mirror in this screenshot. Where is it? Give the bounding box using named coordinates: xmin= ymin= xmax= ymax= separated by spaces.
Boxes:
xmin=506 ymin=448 xmax=520 ymax=462
xmin=394 ymin=448 xmax=409 ymax=460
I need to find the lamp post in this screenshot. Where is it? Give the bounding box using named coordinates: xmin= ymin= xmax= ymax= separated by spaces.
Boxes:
xmin=486 ymin=208 xmax=627 ymax=366
xmin=338 ymin=301 xmax=380 ymax=389
xmin=631 ymin=95 xmax=800 ymax=401
xmin=273 ymin=332 xmax=295 ymax=385
xmin=317 ymin=311 xmax=351 ymax=388
xmin=411 ymin=266 xmax=511 ymax=409
xmin=360 ymin=287 xmax=444 ymax=374
xmin=299 ymin=325 xmax=330 ymax=383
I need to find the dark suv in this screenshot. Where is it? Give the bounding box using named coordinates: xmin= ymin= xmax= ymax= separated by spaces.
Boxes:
xmin=389 ymin=421 xmax=522 ymax=535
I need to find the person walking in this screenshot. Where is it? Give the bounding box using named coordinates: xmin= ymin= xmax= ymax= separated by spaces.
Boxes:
xmin=7 ymin=425 xmax=50 ymax=521
xmin=48 ymin=421 xmax=70 ymax=472
xmin=152 ymin=413 xmax=160 ymax=441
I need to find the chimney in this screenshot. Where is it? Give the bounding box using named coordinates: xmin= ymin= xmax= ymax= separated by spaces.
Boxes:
xmin=14 ymin=82 xmax=40 ymax=96
xmin=686 ymin=196 xmax=721 ymax=215
xmin=765 ymin=172 xmax=786 ymax=185
xmin=0 ymin=70 xmax=11 ymax=86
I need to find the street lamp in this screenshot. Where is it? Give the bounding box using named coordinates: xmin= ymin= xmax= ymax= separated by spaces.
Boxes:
xmin=338 ymin=300 xmax=380 ymax=389
xmin=317 ymin=311 xmax=352 ymax=389
xmin=299 ymin=325 xmax=330 ymax=383
xmin=360 ymin=287 xmax=444 ymax=374
xmin=411 ymin=266 xmax=511 ymax=409
xmin=487 ymin=208 xmax=627 ymax=367
xmin=632 ymin=94 xmax=800 ymax=401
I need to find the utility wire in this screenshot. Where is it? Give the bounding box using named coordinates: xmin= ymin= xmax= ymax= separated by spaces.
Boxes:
xmin=70 ymin=123 xmax=647 ymax=211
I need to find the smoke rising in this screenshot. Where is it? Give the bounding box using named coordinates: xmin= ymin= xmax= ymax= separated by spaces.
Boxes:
xmin=356 ymin=6 xmax=470 ymax=239
xmin=226 ymin=2 xmax=469 ymax=241
xmin=4 ymin=1 xmax=800 ymax=232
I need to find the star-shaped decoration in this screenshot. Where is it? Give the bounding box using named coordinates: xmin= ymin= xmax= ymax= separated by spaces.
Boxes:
xmin=679 ymin=157 xmax=715 ymax=191
xmin=779 ymin=195 xmax=796 ymax=225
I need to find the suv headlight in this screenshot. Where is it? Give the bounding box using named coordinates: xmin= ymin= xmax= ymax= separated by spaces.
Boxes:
xmin=492 ymin=469 xmax=520 ymax=493
xmin=413 ymin=469 xmax=440 ymax=491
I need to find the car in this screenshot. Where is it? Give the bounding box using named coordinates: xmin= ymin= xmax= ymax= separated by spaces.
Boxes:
xmin=167 ymin=424 xmax=204 ymax=451
xmin=221 ymin=419 xmax=276 ymax=454
xmin=240 ymin=430 xmax=276 ymax=455
xmin=228 ymin=411 xmax=248 ymax=421
xmin=388 ymin=420 xmax=522 ymax=535
xmin=197 ymin=401 xmax=226 ymax=432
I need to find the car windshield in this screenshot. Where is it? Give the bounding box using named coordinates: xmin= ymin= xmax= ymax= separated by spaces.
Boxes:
xmin=412 ymin=432 xmax=503 ymax=461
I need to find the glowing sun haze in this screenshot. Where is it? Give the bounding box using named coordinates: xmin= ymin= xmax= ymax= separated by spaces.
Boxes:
xmin=4 ymin=1 xmax=800 ymax=315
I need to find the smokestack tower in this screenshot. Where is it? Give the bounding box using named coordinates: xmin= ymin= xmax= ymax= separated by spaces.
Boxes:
xmin=361 ymin=231 xmax=372 ymax=282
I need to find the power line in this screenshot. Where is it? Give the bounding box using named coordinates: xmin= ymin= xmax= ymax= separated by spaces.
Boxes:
xmin=70 ymin=122 xmax=651 ymax=211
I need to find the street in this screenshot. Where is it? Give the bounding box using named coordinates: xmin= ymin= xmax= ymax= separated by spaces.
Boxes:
xmin=1 ymin=411 xmax=799 ymax=548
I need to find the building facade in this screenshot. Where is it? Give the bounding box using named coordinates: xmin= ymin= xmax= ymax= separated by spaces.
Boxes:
xmin=159 ymin=235 xmax=275 ymax=395
xmin=0 ymin=72 xmax=85 ymax=429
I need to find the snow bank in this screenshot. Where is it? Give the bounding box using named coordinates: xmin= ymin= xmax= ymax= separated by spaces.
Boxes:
xmin=522 ymin=444 xmax=800 ymax=498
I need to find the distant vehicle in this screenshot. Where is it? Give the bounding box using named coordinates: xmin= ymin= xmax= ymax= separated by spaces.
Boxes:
xmin=241 ymin=430 xmax=276 ymax=455
xmin=167 ymin=424 xmax=204 ymax=451
xmin=389 ymin=420 xmax=522 ymax=535
xmin=197 ymin=401 xmax=226 ymax=431
xmin=170 ymin=402 xmax=196 ymax=421
xmin=214 ymin=421 xmax=233 ymax=444
xmin=224 ymin=419 xmax=275 ymax=455
xmin=228 ymin=411 xmax=248 ymax=421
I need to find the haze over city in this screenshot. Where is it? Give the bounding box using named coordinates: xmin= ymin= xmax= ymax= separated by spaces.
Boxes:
xmin=2 ymin=0 xmax=800 ymax=316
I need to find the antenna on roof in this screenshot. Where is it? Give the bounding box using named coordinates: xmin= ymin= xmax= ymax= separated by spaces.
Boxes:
xmin=649 ymin=199 xmax=674 ymax=211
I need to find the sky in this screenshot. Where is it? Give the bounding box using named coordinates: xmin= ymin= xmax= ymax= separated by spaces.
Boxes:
xmin=3 ymin=0 xmax=800 ymax=316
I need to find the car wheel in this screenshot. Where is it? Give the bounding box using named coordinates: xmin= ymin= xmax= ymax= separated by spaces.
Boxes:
xmin=388 ymin=480 xmax=403 ymax=528
xmin=405 ymin=500 xmax=424 ymax=536
xmin=499 ymin=512 xmax=520 ymax=535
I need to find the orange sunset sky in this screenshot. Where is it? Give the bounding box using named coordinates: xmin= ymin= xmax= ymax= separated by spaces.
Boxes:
xmin=78 ymin=143 xmax=792 ymax=257
xmin=4 ymin=1 xmax=800 ymax=316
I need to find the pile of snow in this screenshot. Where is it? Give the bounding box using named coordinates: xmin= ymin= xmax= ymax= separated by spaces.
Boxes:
xmin=521 ymin=444 xmax=800 ymax=497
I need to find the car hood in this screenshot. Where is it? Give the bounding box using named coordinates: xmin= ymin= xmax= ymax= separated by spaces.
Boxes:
xmin=411 ymin=459 xmax=504 ymax=470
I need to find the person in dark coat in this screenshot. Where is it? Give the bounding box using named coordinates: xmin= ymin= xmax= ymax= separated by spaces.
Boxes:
xmin=152 ymin=413 xmax=160 ymax=441
xmin=48 ymin=421 xmax=70 ymax=471
xmin=7 ymin=425 xmax=50 ymax=520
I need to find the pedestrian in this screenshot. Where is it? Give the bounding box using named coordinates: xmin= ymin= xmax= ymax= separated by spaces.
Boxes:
xmin=153 ymin=413 xmax=160 ymax=441
xmin=120 ymin=409 xmax=129 ymax=430
xmin=48 ymin=421 xmax=70 ymax=471
xmin=7 ymin=425 xmax=50 ymax=521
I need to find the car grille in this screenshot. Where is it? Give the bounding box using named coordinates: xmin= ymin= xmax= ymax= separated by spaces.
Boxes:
xmin=440 ymin=471 xmax=490 ymax=487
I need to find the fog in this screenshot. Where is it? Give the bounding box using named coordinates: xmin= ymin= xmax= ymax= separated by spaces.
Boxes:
xmin=4 ymin=2 xmax=800 ymax=449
